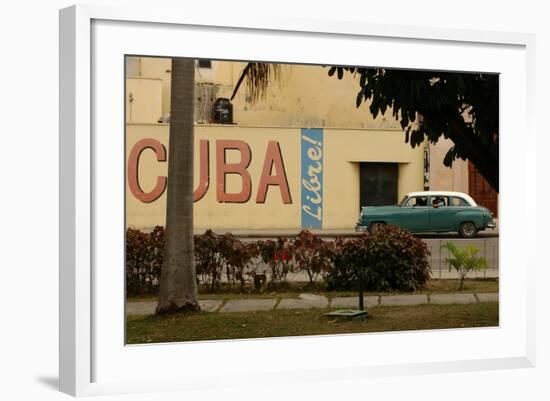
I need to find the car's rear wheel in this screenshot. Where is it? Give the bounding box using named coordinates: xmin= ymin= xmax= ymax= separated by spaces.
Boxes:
xmin=368 ymin=222 xmax=385 ymax=235
xmin=459 ymin=221 xmax=477 ymax=238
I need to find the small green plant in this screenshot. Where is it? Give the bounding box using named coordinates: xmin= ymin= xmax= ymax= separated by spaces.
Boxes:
xmin=441 ymin=242 xmax=488 ymax=291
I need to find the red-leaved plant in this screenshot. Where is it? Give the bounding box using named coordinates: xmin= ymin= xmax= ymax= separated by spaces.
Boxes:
xmin=125 ymin=226 xmax=164 ymax=296
xmin=293 ymin=230 xmax=334 ymax=284
xmin=258 ymin=236 xmax=295 ymax=286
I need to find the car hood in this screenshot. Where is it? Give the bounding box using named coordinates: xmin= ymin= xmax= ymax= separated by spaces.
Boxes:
xmin=360 ymin=205 xmax=400 ymax=215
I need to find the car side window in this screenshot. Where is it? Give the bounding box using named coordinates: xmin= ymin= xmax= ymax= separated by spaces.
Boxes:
xmin=405 ymin=196 xmax=428 ymax=207
xmin=450 ymin=197 xmax=469 ymax=207
xmin=431 ymin=196 xmax=449 ymax=207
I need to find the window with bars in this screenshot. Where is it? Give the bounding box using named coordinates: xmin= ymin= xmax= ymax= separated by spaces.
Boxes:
xmin=197 ymin=59 xmax=212 ymax=69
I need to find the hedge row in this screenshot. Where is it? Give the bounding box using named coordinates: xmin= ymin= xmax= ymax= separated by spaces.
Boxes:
xmin=126 ymin=225 xmax=431 ymax=296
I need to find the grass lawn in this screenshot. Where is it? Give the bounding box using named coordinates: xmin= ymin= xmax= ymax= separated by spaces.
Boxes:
xmin=127 ymin=278 xmax=498 ymax=303
xmin=126 ymin=302 xmax=499 ymax=344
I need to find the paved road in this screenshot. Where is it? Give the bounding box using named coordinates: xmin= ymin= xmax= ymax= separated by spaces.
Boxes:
xmin=200 ymin=229 xmax=498 ymax=239
xmin=416 ymin=231 xmax=498 ymax=239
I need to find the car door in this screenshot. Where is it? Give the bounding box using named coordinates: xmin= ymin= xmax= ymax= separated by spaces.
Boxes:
xmin=400 ymin=196 xmax=430 ymax=232
xmin=446 ymin=196 xmax=473 ymax=230
xmin=428 ymin=196 xmax=455 ymax=231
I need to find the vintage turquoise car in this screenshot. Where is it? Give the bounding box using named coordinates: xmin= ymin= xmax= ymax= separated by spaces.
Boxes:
xmin=356 ymin=191 xmax=496 ymax=238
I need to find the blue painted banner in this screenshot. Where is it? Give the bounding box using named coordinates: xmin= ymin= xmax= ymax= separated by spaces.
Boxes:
xmin=301 ymin=128 xmax=323 ymax=229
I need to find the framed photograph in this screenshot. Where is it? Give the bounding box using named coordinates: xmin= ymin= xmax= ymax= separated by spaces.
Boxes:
xmin=59 ymin=4 xmax=536 ymax=397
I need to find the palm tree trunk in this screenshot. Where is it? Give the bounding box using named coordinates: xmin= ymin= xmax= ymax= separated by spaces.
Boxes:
xmin=156 ymin=58 xmax=200 ymax=313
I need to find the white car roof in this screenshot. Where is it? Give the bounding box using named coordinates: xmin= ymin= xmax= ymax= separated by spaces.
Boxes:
xmin=404 ymin=191 xmax=477 ymax=206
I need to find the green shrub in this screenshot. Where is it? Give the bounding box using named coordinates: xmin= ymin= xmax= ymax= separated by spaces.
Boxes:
xmin=324 ymin=236 xmax=358 ymax=290
xmin=325 ymin=225 xmax=431 ymax=292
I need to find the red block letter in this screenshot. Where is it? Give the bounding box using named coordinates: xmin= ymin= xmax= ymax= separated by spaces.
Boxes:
xmin=127 ymin=138 xmax=167 ymax=203
xmin=216 ymin=140 xmax=252 ymax=203
xmin=256 ymin=141 xmax=292 ymax=204
xmin=193 ymin=139 xmax=210 ymax=202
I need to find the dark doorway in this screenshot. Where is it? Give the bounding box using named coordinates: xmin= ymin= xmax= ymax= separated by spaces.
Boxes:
xmin=468 ymin=162 xmax=498 ymax=217
xmin=359 ymin=163 xmax=398 ymax=208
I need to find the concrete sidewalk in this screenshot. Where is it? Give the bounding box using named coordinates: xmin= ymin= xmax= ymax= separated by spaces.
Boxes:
xmin=127 ymin=292 xmax=498 ymax=316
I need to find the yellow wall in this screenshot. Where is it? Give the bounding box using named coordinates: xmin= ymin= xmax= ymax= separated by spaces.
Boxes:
xmin=126 ymin=58 xmax=402 ymax=131
xmin=229 ymin=63 xmax=401 ymax=130
xmin=322 ymin=129 xmax=424 ymax=228
xmin=428 ymin=138 xmax=469 ymax=193
xmin=135 ymin=58 xmax=172 ymax=117
xmin=125 ymin=78 xmax=162 ymax=123
xmin=125 ymin=57 xmax=426 ymax=231
xmin=126 ymin=124 xmax=424 ymax=231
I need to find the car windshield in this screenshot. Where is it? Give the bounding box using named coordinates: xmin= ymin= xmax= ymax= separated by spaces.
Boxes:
xmin=398 ymin=196 xmax=408 ymax=206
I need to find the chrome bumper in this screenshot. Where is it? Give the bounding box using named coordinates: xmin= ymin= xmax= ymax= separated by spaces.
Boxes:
xmin=355 ymin=225 xmax=367 ymax=232
xmin=486 ymin=221 xmax=497 ymax=229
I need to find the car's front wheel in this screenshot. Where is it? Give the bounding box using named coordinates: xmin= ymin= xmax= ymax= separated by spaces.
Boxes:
xmin=368 ymin=222 xmax=385 ymax=235
xmin=459 ymin=221 xmax=477 ymax=238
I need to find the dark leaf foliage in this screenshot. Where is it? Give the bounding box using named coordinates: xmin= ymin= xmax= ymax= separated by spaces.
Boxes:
xmin=326 ymin=66 xmax=499 ymax=191
xmin=325 ymin=225 xmax=431 ymax=292
xmin=230 ymin=62 xmax=281 ymax=102
xmin=231 ymin=61 xmax=498 ymax=191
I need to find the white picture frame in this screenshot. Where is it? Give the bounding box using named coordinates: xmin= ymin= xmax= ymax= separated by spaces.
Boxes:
xmin=59 ymin=4 xmax=536 ymax=397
